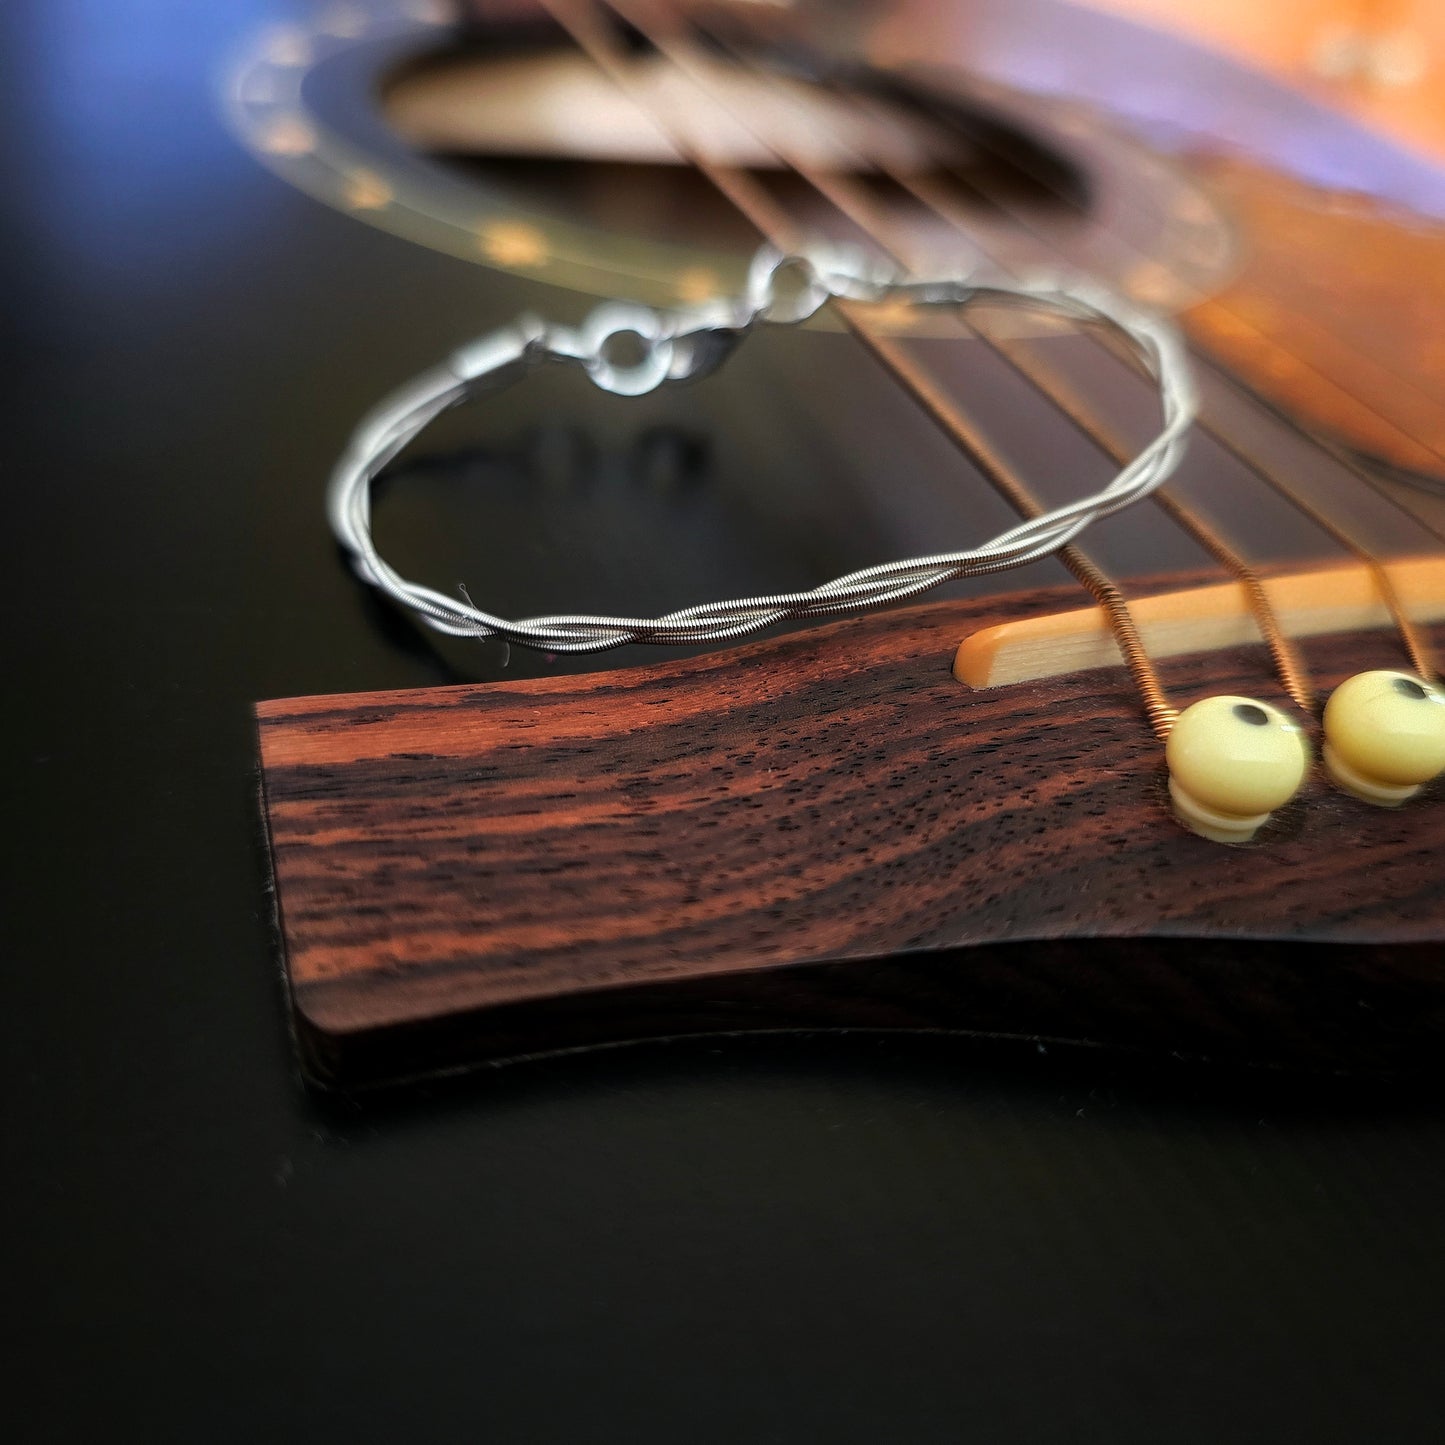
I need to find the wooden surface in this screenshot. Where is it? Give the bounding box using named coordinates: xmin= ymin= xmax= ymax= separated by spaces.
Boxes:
xmin=258 ymin=584 xmax=1445 ymax=1086
xmin=1185 ymin=154 xmax=1445 ymax=474
xmin=1084 ymin=0 xmax=1445 ymax=162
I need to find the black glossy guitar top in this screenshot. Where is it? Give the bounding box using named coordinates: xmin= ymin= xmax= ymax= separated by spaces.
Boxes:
xmin=8 ymin=3 xmax=1445 ymax=1442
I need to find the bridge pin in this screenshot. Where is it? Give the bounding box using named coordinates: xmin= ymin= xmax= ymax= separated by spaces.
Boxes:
xmin=1323 ymin=671 xmax=1445 ymax=806
xmin=1166 ymin=696 xmax=1311 ymax=843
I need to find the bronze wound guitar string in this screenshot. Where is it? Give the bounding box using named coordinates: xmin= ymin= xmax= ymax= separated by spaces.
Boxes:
xmin=561 ymin=0 xmax=1432 ymax=726
xmin=682 ymin=1 xmax=1443 ymax=686
xmin=662 ymin=10 xmax=1443 ymax=541
xmin=320 ymin=3 xmax=1445 ymax=840
xmin=659 ymin=0 xmax=1441 ymax=688
xmin=946 ymin=159 xmax=1445 ymax=560
xmin=615 ymin=0 xmax=1316 ymax=718
xmin=530 ymin=0 xmax=1445 ymax=837
xmin=680 ymin=20 xmax=1316 ymax=708
xmin=328 ymin=243 xmax=1195 ymax=651
xmin=541 ymin=0 xmax=1189 ymax=733
xmin=918 ymin=121 xmax=1445 ymax=683
xmin=1199 ymin=362 xmax=1445 ymax=548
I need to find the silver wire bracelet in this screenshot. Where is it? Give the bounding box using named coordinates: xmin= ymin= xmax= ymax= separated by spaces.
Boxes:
xmin=327 ymin=247 xmax=1197 ymax=652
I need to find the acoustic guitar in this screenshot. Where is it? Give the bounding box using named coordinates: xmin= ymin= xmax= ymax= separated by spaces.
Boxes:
xmin=236 ymin=0 xmax=1445 ymax=1087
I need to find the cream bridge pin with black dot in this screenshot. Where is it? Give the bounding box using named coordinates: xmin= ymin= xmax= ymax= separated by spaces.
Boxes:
xmin=256 ymin=258 xmax=1445 ymax=1090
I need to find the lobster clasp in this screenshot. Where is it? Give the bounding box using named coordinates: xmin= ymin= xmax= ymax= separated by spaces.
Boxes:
xmin=663 ymin=297 xmax=759 ymax=384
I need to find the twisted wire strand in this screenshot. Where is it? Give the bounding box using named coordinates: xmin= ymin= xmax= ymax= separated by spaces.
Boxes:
xmin=327 ymin=258 xmax=1197 ymax=653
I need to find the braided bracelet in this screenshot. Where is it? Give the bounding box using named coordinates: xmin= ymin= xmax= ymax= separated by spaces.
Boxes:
xmin=327 ymin=247 xmax=1197 ymax=653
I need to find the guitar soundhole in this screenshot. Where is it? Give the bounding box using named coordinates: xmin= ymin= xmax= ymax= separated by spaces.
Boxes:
xmin=248 ymin=11 xmax=1233 ymax=311
xmin=380 ymin=33 xmax=1092 ymax=255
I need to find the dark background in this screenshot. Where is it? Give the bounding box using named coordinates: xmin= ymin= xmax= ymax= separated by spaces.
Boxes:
xmin=4 ymin=3 xmax=1445 ymax=1441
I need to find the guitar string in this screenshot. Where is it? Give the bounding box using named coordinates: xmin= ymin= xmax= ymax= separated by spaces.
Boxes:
xmin=690 ymin=8 xmax=1445 ymax=504
xmin=921 ymin=166 xmax=1442 ymax=680
xmin=838 ymin=61 xmax=1445 ymax=545
xmin=790 ymin=87 xmax=1445 ymax=546
xmin=1196 ymin=358 xmax=1445 ymax=547
xmin=818 ymin=28 xmax=1445 ymax=471
xmin=541 ymin=0 xmax=1184 ymax=733
xmin=738 ymin=58 xmax=1443 ymax=686
xmin=822 ymin=90 xmax=1445 ymax=682
xmin=586 ymin=0 xmax=1443 ymax=690
xmin=858 ymin=96 xmax=1445 ymax=555
xmin=941 ymin=174 xmax=1445 ymax=562
xmin=620 ymin=1 xmax=1319 ymax=711
xmin=672 ymin=11 xmax=1440 ymax=683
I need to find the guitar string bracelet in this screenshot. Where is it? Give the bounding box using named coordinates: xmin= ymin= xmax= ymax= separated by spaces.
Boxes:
xmin=327 ymin=246 xmax=1198 ymax=653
